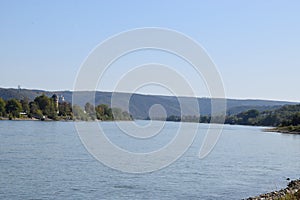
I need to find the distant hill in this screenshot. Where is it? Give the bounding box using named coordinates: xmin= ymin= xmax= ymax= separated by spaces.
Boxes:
xmin=226 ymin=105 xmax=282 ymax=115
xmin=0 ymin=87 xmax=297 ymax=119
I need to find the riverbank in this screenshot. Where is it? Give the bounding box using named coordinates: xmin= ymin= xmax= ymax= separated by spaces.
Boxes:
xmin=246 ymin=179 xmax=300 ymax=200
xmin=265 ymin=126 xmax=300 ymax=135
xmin=0 ymin=117 xmax=40 ymax=121
xmin=2 ymin=116 xmax=300 ymax=135
xmin=0 ymin=117 xmax=132 ymax=122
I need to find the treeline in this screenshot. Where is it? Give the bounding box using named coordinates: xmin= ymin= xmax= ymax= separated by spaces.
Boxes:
xmin=0 ymin=94 xmax=132 ymax=121
xmin=164 ymin=104 xmax=300 ymax=128
xmin=165 ymin=115 xmax=210 ymax=123
xmin=225 ymin=104 xmax=300 ymax=127
xmin=2 ymin=93 xmax=299 ymax=128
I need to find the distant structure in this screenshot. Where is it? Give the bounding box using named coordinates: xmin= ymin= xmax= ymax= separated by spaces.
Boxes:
xmin=17 ymin=85 xmax=21 ymax=94
xmin=17 ymin=85 xmax=23 ymax=99
xmin=59 ymin=95 xmax=65 ymax=102
xmin=51 ymin=94 xmax=65 ymax=114
xmin=52 ymin=94 xmax=59 ymax=111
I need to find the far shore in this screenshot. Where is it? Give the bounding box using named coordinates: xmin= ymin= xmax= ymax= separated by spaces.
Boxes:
xmin=0 ymin=117 xmax=40 ymax=121
xmin=0 ymin=117 xmax=78 ymax=122
xmin=264 ymin=126 xmax=300 ymax=135
xmin=2 ymin=117 xmax=300 ymax=136
xmin=0 ymin=117 xmax=132 ymax=122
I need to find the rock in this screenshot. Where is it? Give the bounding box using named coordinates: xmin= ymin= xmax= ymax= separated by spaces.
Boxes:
xmin=245 ymin=179 xmax=300 ymax=200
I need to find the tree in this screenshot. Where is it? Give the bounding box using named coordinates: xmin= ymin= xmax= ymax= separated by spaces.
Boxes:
xmin=5 ymin=99 xmax=22 ymax=118
xmin=0 ymin=97 xmax=6 ymax=117
xmin=112 ymin=107 xmax=122 ymax=120
xmin=291 ymin=112 xmax=300 ymax=126
xmin=95 ymin=104 xmax=105 ymax=116
xmin=34 ymin=94 xmax=52 ymax=115
xmin=166 ymin=115 xmax=181 ymax=122
xmin=34 ymin=94 xmax=57 ymax=119
xmin=29 ymin=102 xmax=43 ymax=119
xmin=225 ymin=115 xmax=237 ymax=124
xmin=259 ymin=113 xmax=280 ymax=126
xmin=58 ymin=102 xmax=72 ymax=117
xmin=200 ymin=116 xmax=211 ymax=123
xmin=122 ymin=111 xmax=132 ymax=120
xmin=85 ymin=102 xmax=96 ymax=120
xmin=72 ymin=105 xmax=88 ymax=121
xmin=95 ymin=104 xmax=113 ymax=120
xmin=84 ymin=102 xmax=95 ymax=114
xmin=236 ymin=109 xmax=260 ymax=125
xmin=112 ymin=107 xmax=132 ymax=120
xmin=20 ymin=97 xmax=30 ymax=114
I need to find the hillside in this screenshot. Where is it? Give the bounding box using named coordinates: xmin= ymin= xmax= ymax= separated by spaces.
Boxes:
xmin=225 ymin=104 xmax=300 ymax=127
xmin=0 ymin=87 xmax=297 ymax=119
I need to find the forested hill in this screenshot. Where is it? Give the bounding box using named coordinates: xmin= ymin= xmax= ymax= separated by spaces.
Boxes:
xmin=0 ymin=87 xmax=297 ymax=119
xmin=225 ymin=104 xmax=300 ymax=128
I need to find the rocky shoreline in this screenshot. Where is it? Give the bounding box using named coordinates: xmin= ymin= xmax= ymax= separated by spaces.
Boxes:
xmin=246 ymin=179 xmax=300 ymax=200
xmin=265 ymin=126 xmax=300 ymax=135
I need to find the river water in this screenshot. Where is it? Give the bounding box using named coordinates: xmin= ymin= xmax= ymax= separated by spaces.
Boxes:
xmin=1 ymin=121 xmax=300 ymax=199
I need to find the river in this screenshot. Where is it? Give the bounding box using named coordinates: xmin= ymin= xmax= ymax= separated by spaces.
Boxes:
xmin=1 ymin=121 xmax=300 ymax=199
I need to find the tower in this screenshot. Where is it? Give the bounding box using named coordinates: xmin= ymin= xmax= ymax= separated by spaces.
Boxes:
xmin=51 ymin=94 xmax=59 ymax=111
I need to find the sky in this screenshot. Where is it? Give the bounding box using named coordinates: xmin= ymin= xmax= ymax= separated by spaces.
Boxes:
xmin=0 ymin=0 xmax=300 ymax=101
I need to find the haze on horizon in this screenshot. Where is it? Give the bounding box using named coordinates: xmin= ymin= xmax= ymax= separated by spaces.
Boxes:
xmin=1 ymin=1 xmax=299 ymax=102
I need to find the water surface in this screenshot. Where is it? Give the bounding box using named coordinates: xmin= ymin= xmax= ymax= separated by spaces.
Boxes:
xmin=1 ymin=121 xmax=300 ymax=199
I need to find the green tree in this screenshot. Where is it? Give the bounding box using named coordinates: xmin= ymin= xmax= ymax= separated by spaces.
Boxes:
xmin=122 ymin=111 xmax=132 ymax=120
xmin=200 ymin=116 xmax=211 ymax=123
xmin=0 ymin=97 xmax=6 ymax=117
xmin=5 ymin=99 xmax=22 ymax=118
xmin=34 ymin=94 xmax=57 ymax=119
xmin=225 ymin=115 xmax=238 ymax=124
xmin=85 ymin=102 xmax=96 ymax=120
xmin=291 ymin=112 xmax=300 ymax=126
xmin=111 ymin=107 xmax=132 ymax=120
xmin=34 ymin=94 xmax=51 ymax=114
xmin=236 ymin=109 xmax=260 ymax=125
xmin=72 ymin=105 xmax=88 ymax=121
xmin=112 ymin=107 xmax=122 ymax=120
xmin=58 ymin=102 xmax=72 ymax=117
xmin=95 ymin=104 xmax=113 ymax=120
xmin=20 ymin=97 xmax=30 ymax=114
xmin=84 ymin=102 xmax=94 ymax=114
xmin=166 ymin=115 xmax=181 ymax=122
xmin=29 ymin=102 xmax=44 ymax=119
xmin=260 ymin=113 xmax=280 ymax=126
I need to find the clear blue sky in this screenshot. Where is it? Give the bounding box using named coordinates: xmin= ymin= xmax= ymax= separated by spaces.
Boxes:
xmin=1 ymin=1 xmax=299 ymax=101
